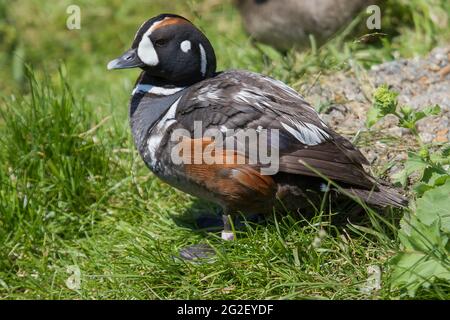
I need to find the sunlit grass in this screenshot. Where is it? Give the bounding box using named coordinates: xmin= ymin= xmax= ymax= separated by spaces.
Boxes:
xmin=0 ymin=0 xmax=449 ymax=299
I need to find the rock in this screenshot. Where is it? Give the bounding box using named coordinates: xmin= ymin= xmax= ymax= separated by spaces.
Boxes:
xmin=305 ymin=46 xmax=450 ymax=179
xmin=434 ymin=128 xmax=449 ymax=143
xmin=235 ymin=0 xmax=377 ymax=51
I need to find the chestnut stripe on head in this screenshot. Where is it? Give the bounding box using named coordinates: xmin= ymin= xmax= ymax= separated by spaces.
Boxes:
xmin=133 ymin=15 xmax=191 ymax=45
xmin=151 ymin=17 xmax=191 ymax=31
xmin=136 ymin=17 xmax=192 ymax=66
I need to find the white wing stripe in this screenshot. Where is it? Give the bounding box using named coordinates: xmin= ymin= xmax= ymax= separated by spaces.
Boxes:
xmin=147 ymin=97 xmax=182 ymax=166
xmin=281 ymin=120 xmax=329 ymax=146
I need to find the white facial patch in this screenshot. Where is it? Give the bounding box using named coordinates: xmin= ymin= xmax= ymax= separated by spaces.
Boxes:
xmin=138 ymin=29 xmax=159 ymax=66
xmin=180 ymin=40 xmax=191 ymax=53
xmin=137 ymin=18 xmax=170 ymax=66
xmin=199 ymin=43 xmax=207 ymax=77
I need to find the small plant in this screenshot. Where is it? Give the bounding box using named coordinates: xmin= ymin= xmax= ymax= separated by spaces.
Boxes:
xmin=367 ymin=85 xmax=450 ymax=297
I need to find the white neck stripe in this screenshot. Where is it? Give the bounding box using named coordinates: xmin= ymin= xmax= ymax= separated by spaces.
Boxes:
xmin=132 ymin=84 xmax=185 ymax=96
xmin=199 ymin=43 xmax=207 ymax=77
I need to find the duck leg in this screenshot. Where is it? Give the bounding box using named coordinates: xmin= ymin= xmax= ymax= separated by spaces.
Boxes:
xmin=221 ymin=214 xmax=235 ymax=241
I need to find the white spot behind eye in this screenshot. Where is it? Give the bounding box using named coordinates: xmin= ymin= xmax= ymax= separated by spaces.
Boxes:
xmin=199 ymin=43 xmax=207 ymax=77
xmin=180 ymin=40 xmax=191 ymax=53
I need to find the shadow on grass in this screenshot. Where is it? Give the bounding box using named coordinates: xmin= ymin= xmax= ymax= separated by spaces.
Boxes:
xmin=170 ymin=196 xmax=403 ymax=241
xmin=170 ymin=198 xmax=270 ymax=233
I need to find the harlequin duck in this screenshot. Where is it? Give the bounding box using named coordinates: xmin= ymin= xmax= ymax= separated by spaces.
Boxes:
xmin=108 ymin=14 xmax=407 ymax=255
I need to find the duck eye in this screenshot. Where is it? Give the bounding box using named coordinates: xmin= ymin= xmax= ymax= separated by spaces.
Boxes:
xmin=154 ymin=38 xmax=169 ymax=47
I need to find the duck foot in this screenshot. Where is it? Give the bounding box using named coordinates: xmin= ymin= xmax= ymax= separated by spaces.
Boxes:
xmin=221 ymin=231 xmax=235 ymax=241
xmin=178 ymin=244 xmax=216 ymax=261
xmin=179 ymin=214 xmax=265 ymax=260
xmin=194 ymin=213 xmax=266 ymax=231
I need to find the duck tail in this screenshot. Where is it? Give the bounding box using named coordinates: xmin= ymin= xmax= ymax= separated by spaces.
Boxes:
xmin=344 ymin=184 xmax=408 ymax=209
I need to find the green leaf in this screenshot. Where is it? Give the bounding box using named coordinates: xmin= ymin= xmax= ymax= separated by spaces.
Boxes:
xmin=405 ymin=153 xmax=429 ymax=175
xmin=430 ymin=150 xmax=450 ymax=166
xmin=442 ymin=145 xmax=450 ymax=158
xmin=373 ymin=84 xmax=398 ymax=115
xmin=392 ymin=216 xmax=450 ymax=297
xmin=400 ymin=105 xmax=413 ymax=117
xmin=399 ymin=104 xmax=440 ymax=129
xmin=413 ymin=183 xmax=433 ymax=197
xmin=391 ymin=251 xmax=450 ymax=297
xmin=416 ymin=180 xmax=450 ymax=234
xmin=414 ymin=167 xmax=450 ymax=196
xmin=392 ymin=152 xmax=430 ymax=187
xmin=398 ymin=216 xmax=446 ymax=252
xmin=419 ymin=105 xmax=441 ymax=118
xmin=366 ymin=105 xmax=382 ymax=128
xmin=366 ymin=85 xmax=399 ymax=128
xmin=422 ymin=168 xmax=449 ymax=186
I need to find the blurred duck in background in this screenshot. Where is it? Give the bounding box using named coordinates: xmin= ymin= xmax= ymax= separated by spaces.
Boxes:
xmin=235 ymin=0 xmax=378 ymax=51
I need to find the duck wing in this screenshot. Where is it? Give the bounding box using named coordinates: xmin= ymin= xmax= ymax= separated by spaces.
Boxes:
xmin=174 ymin=70 xmax=374 ymax=189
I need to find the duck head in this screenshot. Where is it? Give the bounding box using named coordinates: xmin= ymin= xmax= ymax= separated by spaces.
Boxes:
xmin=107 ymin=14 xmax=217 ymax=86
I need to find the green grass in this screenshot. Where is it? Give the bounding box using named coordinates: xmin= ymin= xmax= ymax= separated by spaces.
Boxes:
xmin=0 ymin=0 xmax=449 ymax=299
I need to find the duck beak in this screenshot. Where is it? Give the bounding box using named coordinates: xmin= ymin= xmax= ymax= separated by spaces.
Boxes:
xmin=107 ymin=48 xmax=145 ymax=70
